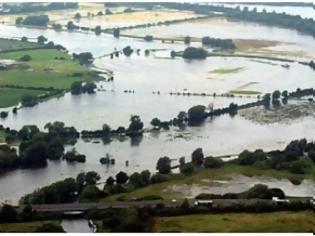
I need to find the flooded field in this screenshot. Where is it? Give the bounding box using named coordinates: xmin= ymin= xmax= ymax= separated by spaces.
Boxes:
xmin=164 ymin=175 xmax=315 ymax=198
xmin=56 ymin=9 xmax=200 ymax=29
xmin=123 ymin=17 xmax=315 ymax=59
xmin=0 ymin=5 xmax=314 ymax=206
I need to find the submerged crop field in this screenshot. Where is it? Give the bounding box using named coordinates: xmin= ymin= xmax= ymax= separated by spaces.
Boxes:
xmin=0 ymin=1 xmax=314 ymax=234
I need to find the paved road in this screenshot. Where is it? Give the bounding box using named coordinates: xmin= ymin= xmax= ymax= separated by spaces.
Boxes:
xmin=18 ymin=200 xmax=181 ymax=212
xmin=17 ymin=199 xmax=294 ymax=213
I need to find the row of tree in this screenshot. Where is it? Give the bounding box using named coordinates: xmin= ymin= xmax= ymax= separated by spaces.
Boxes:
xmin=16 ymin=15 xmax=49 ymax=26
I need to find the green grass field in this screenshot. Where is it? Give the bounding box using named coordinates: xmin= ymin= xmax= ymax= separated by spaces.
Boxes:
xmin=0 ymin=87 xmax=45 ymax=108
xmin=0 ymin=49 xmax=97 ymax=89
xmin=0 ymin=48 xmax=99 ymax=107
xmin=0 ymin=38 xmax=40 ymax=51
xmin=103 ymin=163 xmax=314 ymax=202
xmin=152 ymin=211 xmax=315 ymax=232
xmin=0 ymin=221 xmax=60 ymax=233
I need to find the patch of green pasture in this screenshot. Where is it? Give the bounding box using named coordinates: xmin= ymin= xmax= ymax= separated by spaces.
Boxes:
xmin=0 ymin=221 xmax=60 ymax=233
xmin=153 ymin=211 xmax=315 ymax=232
xmin=0 ymin=49 xmax=97 ymax=89
xmin=0 ymin=87 xmax=44 ymax=108
xmin=0 ymin=38 xmax=39 ymax=51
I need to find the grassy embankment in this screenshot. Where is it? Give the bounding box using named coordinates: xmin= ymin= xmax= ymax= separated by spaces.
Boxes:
xmin=103 ymin=163 xmax=315 ymax=202
xmin=152 ymin=211 xmax=315 ymax=232
xmin=0 ymin=221 xmax=60 ymax=233
xmin=0 ymin=39 xmax=99 ymax=108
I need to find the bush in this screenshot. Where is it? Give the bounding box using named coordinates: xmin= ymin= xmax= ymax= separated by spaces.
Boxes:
xmin=182 ymin=47 xmax=207 ymax=59
xmin=35 ymin=223 xmax=65 ymax=232
xmin=19 ymin=54 xmax=31 ymax=61
xmin=204 ymin=156 xmax=223 ymax=168
xmin=246 ymin=184 xmax=273 ymax=199
xmin=150 ymin=173 xmax=169 ymax=184
xmin=180 ymin=163 xmax=194 ymax=175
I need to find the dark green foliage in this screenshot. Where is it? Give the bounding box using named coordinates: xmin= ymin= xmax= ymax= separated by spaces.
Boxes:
xmin=95 ymin=26 xmax=101 ymax=35
xmin=116 ymin=171 xmax=129 ymax=185
xmin=102 ymin=208 xmax=150 ymax=232
xmin=0 ymin=204 xmax=18 ymax=223
xmin=156 ymin=156 xmax=171 ymax=174
xmin=127 ymin=115 xmax=143 ymax=133
xmin=0 ymin=145 xmax=19 ymax=171
xmin=113 ymin=28 xmax=120 ymax=38
xmin=182 ymin=47 xmax=207 ymax=59
xmin=18 ymin=125 xmax=39 ymax=140
xmin=238 ymin=149 xmax=267 ymax=165
xmin=20 ymin=178 xmax=78 ymax=204
xmin=35 ymin=223 xmax=65 ymax=232
xmin=246 ymin=184 xmax=273 ymax=199
xmin=79 ymin=185 xmax=105 ymax=201
xmin=19 ymin=141 xmax=48 ymax=168
xmin=105 ymin=176 xmax=115 ymax=186
xmin=180 ymin=162 xmax=195 ymax=175
xmin=64 ymin=149 xmax=86 ymax=163
xmin=129 ymin=170 xmax=151 ymax=188
xmin=72 ymin=52 xmax=93 ymax=65
xmin=204 ymin=156 xmax=223 ymax=168
xmin=19 ymin=54 xmax=31 ymax=61
xmin=18 ymin=15 xmax=49 ymax=26
xmin=184 ymin=36 xmax=191 ymax=44
xmin=123 ymin=46 xmax=133 ymax=56
xmin=188 ymin=105 xmax=207 ymax=121
xmin=144 ymin=35 xmax=153 ymax=41
xmin=201 ymin=36 xmax=236 ymax=50
xmin=21 ymin=94 xmax=38 ymax=107
xmin=150 ymin=173 xmax=169 ymax=184
xmin=191 ymin=148 xmax=204 ymax=167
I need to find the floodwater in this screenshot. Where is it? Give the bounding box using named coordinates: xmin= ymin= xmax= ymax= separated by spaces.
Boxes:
xmin=0 ymin=19 xmax=314 ymax=204
xmin=61 ymin=219 xmax=94 ymax=233
xmin=164 ymin=175 xmax=315 ymax=198
xmin=123 ymin=17 xmax=315 ymax=58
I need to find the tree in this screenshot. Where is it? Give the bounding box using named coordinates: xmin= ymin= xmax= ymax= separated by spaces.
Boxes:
xmin=21 ymin=205 xmax=35 ymax=221
xmin=123 ymin=46 xmax=133 ymax=56
xmin=113 ymin=28 xmax=120 ymax=38
xmin=74 ymin=12 xmax=81 ymax=19
xmin=184 ymin=36 xmax=191 ymax=44
xmin=86 ymin=171 xmax=100 ymax=185
xmin=82 ymin=82 xmax=97 ymax=94
xmin=182 ymin=47 xmax=207 ymax=59
xmin=204 ymin=156 xmax=223 ymax=168
xmin=151 ymin=118 xmax=161 ymax=128
xmin=191 ymin=148 xmax=204 ymax=166
xmin=180 ymin=163 xmax=194 ymax=175
xmin=156 ymin=156 xmax=171 ymax=174
xmin=129 ymin=172 xmax=143 ymax=188
xmin=144 ymin=35 xmax=153 ymax=42
xmin=95 ymin=25 xmax=101 ymax=35
xmin=79 ymin=185 xmax=104 ymax=201
xmin=21 ymin=15 xmax=50 ymax=26
xmin=21 ymin=94 xmax=38 ymax=107
xmin=188 ymin=105 xmax=207 ymax=121
xmin=21 ymin=36 xmax=28 ymax=42
xmin=66 ymin=21 xmax=77 ymax=30
xmin=70 ymin=81 xmax=83 ymax=95
xmin=19 ymin=54 xmax=31 ymax=62
xmin=102 ymin=124 xmax=111 ymax=136
xmin=0 ymin=204 xmax=18 ymax=223
xmin=116 ymin=171 xmax=129 ymax=185
xmin=246 ymin=184 xmax=273 ymax=199
xmin=272 ymin=90 xmax=281 ymax=100
xmin=128 ymin=115 xmax=143 ymax=133
xmin=106 ymin=176 xmax=115 ymax=186
xmin=19 ymin=141 xmax=48 ymax=168
xmin=37 ymin=35 xmax=47 ymax=44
